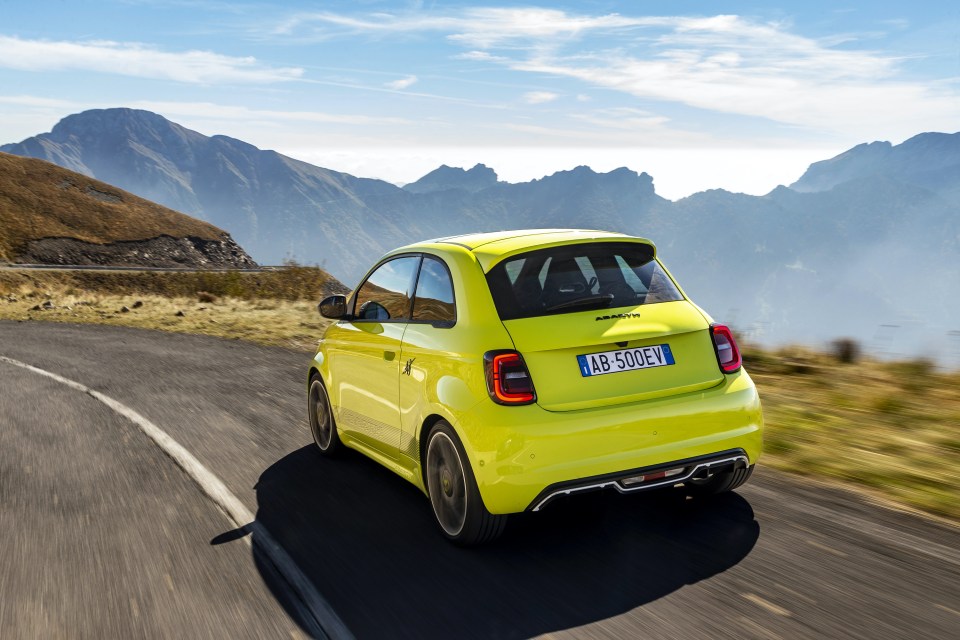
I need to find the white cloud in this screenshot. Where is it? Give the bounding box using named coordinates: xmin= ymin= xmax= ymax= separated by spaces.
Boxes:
xmin=272 ymin=9 xmax=960 ymax=141
xmin=0 ymin=95 xmax=75 ymax=108
xmin=522 ymin=91 xmax=559 ymax=104
xmin=385 ymin=75 xmax=418 ymax=90
xmin=445 ymin=8 xmax=655 ymax=48
xmin=0 ymin=36 xmax=303 ymax=84
xmin=272 ymin=8 xmax=653 ymax=45
xmin=570 ymin=107 xmax=671 ymax=131
xmin=455 ymin=50 xmax=508 ymax=62
xmin=130 ymin=101 xmax=409 ymax=126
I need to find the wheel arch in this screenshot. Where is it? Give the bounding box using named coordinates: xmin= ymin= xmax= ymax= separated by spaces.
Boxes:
xmin=418 ymin=413 xmax=448 ymax=492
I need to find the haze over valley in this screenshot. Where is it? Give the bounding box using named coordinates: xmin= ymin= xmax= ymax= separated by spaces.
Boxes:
xmin=3 ymin=108 xmax=958 ymax=364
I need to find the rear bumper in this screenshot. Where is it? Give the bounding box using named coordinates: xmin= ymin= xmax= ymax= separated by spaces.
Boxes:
xmin=452 ymin=368 xmax=763 ymax=514
xmin=526 ymin=449 xmax=749 ymax=511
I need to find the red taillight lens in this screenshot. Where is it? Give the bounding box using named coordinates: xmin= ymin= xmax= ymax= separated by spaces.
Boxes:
xmin=710 ymin=324 xmax=742 ymax=373
xmin=484 ymin=351 xmax=536 ymax=405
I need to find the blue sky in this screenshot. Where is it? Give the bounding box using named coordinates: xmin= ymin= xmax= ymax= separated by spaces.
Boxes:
xmin=1 ymin=0 xmax=957 ymax=198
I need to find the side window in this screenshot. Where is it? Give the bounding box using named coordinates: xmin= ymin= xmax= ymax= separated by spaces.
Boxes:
xmin=353 ymin=256 xmax=420 ymax=321
xmin=412 ymin=256 xmax=456 ymax=325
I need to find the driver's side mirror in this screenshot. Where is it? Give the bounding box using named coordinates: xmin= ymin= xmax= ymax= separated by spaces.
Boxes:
xmin=318 ymin=294 xmax=348 ymax=319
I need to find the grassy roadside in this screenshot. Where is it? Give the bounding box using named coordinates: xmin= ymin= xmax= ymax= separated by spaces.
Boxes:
xmin=1 ymin=269 xmax=957 ymax=521
xmin=745 ymin=348 xmax=959 ymax=521
xmin=0 ymin=267 xmax=342 ymax=351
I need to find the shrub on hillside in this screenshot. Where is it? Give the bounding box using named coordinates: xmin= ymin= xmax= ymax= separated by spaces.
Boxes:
xmin=831 ymin=338 xmax=861 ymax=364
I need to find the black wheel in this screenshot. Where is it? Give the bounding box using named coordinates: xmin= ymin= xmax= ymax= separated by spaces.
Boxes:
xmin=308 ymin=375 xmax=341 ymax=456
xmin=685 ymin=464 xmax=754 ymax=497
xmin=425 ymin=421 xmax=507 ymax=545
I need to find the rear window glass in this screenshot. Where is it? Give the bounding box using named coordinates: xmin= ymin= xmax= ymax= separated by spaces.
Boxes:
xmin=485 ymin=242 xmax=684 ymax=320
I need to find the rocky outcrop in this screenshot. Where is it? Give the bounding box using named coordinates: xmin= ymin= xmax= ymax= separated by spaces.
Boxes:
xmin=18 ymin=234 xmax=258 ymax=269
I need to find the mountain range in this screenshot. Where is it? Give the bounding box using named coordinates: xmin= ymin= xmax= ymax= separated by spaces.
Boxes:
xmin=3 ymin=108 xmax=958 ymax=359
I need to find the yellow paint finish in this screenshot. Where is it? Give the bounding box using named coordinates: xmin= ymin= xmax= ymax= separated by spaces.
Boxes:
xmin=311 ymin=230 xmax=763 ymax=516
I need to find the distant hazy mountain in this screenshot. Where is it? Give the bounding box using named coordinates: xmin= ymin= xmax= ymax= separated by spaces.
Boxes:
xmin=791 ymin=132 xmax=960 ymax=198
xmin=403 ymin=163 xmax=499 ymax=194
xmin=1 ymin=109 xmax=672 ymax=280
xmin=5 ymin=109 xmax=958 ymax=361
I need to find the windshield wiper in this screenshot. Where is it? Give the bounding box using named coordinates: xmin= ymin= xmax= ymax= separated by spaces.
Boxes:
xmin=543 ymin=293 xmax=615 ymax=313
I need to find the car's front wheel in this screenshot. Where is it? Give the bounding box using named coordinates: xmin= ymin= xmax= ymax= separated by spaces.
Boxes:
xmin=308 ymin=374 xmax=341 ymax=456
xmin=425 ymin=421 xmax=506 ymax=545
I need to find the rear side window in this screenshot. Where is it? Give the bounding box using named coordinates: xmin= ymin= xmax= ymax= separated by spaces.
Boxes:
xmin=412 ymin=256 xmax=456 ymax=326
xmin=486 ymin=242 xmax=684 ymax=320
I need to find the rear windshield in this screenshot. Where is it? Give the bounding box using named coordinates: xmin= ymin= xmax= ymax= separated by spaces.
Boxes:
xmin=485 ymin=242 xmax=684 ymax=320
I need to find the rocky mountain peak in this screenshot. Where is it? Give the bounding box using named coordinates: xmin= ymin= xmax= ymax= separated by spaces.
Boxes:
xmin=790 ymin=132 xmax=960 ymax=193
xmin=403 ymin=163 xmax=499 ymax=194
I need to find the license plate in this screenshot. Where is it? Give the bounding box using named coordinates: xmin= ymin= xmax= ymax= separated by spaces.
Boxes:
xmin=577 ymin=344 xmax=675 ymax=377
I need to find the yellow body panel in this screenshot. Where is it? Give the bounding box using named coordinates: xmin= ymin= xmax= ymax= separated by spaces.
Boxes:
xmin=310 ymin=230 xmax=763 ymax=514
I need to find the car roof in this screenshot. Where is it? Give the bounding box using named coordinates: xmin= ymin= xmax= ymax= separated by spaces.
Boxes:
xmin=417 ymin=229 xmax=655 ymax=272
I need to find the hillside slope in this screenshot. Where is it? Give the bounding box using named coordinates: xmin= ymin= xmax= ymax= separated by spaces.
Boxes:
xmin=0 ymin=152 xmax=256 ymax=268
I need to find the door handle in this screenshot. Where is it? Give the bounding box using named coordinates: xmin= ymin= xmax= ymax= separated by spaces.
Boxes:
xmin=384 ymin=351 xmax=396 ymax=361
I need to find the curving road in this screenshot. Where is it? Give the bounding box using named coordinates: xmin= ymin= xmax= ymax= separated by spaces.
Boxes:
xmin=1 ymin=321 xmax=958 ymax=639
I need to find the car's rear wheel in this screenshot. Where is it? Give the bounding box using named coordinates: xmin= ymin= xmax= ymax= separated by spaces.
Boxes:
xmin=685 ymin=464 xmax=754 ymax=496
xmin=425 ymin=421 xmax=506 ymax=545
xmin=308 ymin=375 xmax=341 ymax=456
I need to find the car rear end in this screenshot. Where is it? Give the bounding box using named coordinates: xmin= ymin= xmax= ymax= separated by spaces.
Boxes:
xmin=458 ymin=234 xmax=762 ymax=514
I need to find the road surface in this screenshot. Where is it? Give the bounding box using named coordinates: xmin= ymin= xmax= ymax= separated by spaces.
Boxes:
xmin=1 ymin=321 xmax=957 ymax=639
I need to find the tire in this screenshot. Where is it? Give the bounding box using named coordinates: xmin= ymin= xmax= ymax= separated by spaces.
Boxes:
xmin=685 ymin=464 xmax=754 ymax=497
xmin=424 ymin=421 xmax=507 ymax=545
xmin=308 ymin=375 xmax=342 ymax=456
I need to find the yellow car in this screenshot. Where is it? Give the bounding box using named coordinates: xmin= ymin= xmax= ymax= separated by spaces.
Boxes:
xmin=309 ymin=229 xmax=762 ymax=544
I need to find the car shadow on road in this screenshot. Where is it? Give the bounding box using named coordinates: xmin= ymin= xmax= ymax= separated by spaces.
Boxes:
xmin=245 ymin=445 xmax=759 ymax=639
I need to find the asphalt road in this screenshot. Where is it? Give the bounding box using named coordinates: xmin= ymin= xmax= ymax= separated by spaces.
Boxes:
xmin=1 ymin=320 xmax=958 ymax=639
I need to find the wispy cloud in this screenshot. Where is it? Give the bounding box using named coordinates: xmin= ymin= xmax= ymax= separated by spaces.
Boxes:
xmin=0 ymin=36 xmax=303 ymax=84
xmin=570 ymin=107 xmax=671 ymax=131
xmin=385 ymin=74 xmax=418 ymax=90
xmin=0 ymin=95 xmax=75 ymax=108
xmin=504 ymin=15 xmax=958 ymax=136
xmin=269 ymin=8 xmax=656 ymax=46
xmin=455 ymin=50 xmax=508 ymax=62
xmin=268 ymin=8 xmax=960 ymax=139
xmin=129 ymin=101 xmax=409 ymax=126
xmin=522 ymin=91 xmax=559 ymax=104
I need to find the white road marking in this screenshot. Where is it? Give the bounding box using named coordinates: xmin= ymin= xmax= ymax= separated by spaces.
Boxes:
xmin=0 ymin=355 xmax=353 ymax=640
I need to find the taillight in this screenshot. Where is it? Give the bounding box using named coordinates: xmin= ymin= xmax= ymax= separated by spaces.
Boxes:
xmin=484 ymin=351 xmax=536 ymax=405
xmin=710 ymin=324 xmax=742 ymax=373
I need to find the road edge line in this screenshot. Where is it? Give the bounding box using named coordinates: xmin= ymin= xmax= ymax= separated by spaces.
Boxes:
xmin=0 ymin=355 xmax=353 ymax=640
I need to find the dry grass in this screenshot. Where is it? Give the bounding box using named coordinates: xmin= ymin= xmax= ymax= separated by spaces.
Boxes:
xmin=0 ymin=152 xmax=222 ymax=261
xmin=0 ymin=287 xmax=333 ymax=352
xmin=0 ymin=266 xmax=345 ymax=350
xmin=0 ymin=265 xmax=346 ymax=301
xmin=2 ymin=270 xmax=956 ymax=520
xmin=745 ymin=346 xmax=960 ymax=520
